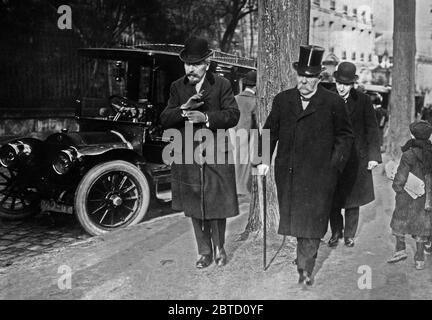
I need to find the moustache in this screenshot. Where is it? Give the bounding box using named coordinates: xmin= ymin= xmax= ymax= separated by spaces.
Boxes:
xmin=187 ymin=73 xmax=199 ymax=77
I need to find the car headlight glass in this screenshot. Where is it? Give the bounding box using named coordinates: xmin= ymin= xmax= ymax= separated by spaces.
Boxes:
xmin=0 ymin=141 xmax=32 ymax=168
xmin=0 ymin=144 xmax=18 ymax=168
xmin=52 ymin=149 xmax=76 ymax=175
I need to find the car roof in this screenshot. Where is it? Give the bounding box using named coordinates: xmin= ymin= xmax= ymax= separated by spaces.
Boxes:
xmin=362 ymin=84 xmax=391 ymax=93
xmin=78 ymin=44 xmax=256 ymax=71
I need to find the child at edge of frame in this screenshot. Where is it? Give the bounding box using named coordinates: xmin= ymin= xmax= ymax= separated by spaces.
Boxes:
xmin=387 ymin=120 xmax=432 ymax=270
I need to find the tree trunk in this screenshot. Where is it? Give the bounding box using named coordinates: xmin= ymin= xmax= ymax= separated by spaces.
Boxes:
xmin=241 ymin=0 xmax=310 ymax=238
xmin=386 ymin=0 xmax=416 ymax=159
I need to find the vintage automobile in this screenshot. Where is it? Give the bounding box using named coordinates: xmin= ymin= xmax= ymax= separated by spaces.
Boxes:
xmin=0 ymin=44 xmax=256 ymax=235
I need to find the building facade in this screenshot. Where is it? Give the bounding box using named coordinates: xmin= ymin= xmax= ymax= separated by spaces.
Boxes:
xmin=310 ymin=0 xmax=377 ymax=84
xmin=374 ymin=0 xmax=432 ymax=97
xmin=416 ymin=0 xmax=432 ymax=96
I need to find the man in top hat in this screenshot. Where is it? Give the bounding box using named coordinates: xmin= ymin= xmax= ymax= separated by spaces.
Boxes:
xmin=231 ymin=70 xmax=258 ymax=196
xmin=160 ymin=37 xmax=240 ymax=269
xmin=256 ymin=45 xmax=354 ymax=285
xmin=328 ymin=62 xmax=382 ymax=248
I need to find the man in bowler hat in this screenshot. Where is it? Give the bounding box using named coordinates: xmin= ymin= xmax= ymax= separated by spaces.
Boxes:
xmin=160 ymin=37 xmax=240 ymax=269
xmin=256 ymin=45 xmax=354 ymax=285
xmin=328 ymin=62 xmax=381 ymax=248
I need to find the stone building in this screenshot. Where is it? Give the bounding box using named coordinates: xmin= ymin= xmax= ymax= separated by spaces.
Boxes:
xmin=416 ymin=0 xmax=432 ymax=95
xmin=310 ymin=0 xmax=377 ymax=84
xmin=374 ymin=0 xmax=432 ymax=96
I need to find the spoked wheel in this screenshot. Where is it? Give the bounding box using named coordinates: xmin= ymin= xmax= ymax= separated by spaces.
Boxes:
xmin=75 ymin=160 xmax=150 ymax=236
xmin=0 ymin=167 xmax=40 ymax=219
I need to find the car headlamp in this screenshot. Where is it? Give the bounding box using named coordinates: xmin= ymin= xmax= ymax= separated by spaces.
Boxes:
xmin=0 ymin=141 xmax=32 ymax=168
xmin=52 ymin=148 xmax=77 ymax=175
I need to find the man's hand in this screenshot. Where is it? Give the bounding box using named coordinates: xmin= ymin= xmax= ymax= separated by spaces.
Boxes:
xmin=367 ymin=161 xmax=379 ymax=170
xmin=180 ymin=92 xmax=205 ymax=111
xmin=253 ymin=164 xmax=270 ymax=176
xmin=184 ymin=110 xmax=206 ymax=123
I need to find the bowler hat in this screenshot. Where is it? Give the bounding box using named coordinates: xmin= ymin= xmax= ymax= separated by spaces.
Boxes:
xmin=410 ymin=120 xmax=432 ymax=140
xmin=243 ymin=70 xmax=257 ymax=86
xmin=179 ymin=37 xmax=213 ymax=64
xmin=333 ymin=62 xmax=359 ymax=84
xmin=293 ymin=45 xmax=326 ymax=76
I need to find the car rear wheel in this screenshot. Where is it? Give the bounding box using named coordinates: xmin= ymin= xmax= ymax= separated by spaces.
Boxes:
xmin=75 ymin=160 xmax=150 ymax=236
xmin=0 ymin=167 xmax=40 ymax=219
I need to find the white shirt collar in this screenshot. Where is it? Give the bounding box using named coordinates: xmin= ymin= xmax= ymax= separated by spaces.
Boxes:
xmin=341 ymin=92 xmax=350 ymax=101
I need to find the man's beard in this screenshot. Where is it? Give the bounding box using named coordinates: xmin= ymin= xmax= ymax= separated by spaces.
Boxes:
xmin=187 ymin=74 xmax=201 ymax=84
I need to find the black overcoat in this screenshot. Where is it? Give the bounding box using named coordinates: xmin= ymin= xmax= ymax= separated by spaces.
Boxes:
xmin=391 ymin=145 xmax=431 ymax=237
xmin=334 ymin=89 xmax=382 ymax=208
xmin=264 ymin=85 xmax=354 ymax=238
xmin=160 ymin=72 xmax=240 ymax=220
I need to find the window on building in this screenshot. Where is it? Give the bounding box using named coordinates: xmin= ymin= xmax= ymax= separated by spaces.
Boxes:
xmin=342 ymin=51 xmax=347 ymax=59
xmin=330 ymin=0 xmax=336 ymax=10
xmin=361 ymin=11 xmax=366 ymax=23
xmin=329 ymin=21 xmax=334 ymax=28
xmin=368 ymin=54 xmax=372 ymax=62
xmin=329 ymin=47 xmax=335 ymax=54
xmin=343 ymin=5 xmax=348 ymax=14
xmin=353 ymin=8 xmax=357 ymax=17
xmin=313 ymin=0 xmax=320 ymax=6
xmin=352 ymin=52 xmax=356 ymax=60
xmin=360 ymin=53 xmax=364 ymax=61
xmin=342 ymin=24 xmax=346 ymax=29
xmin=370 ymin=13 xmax=373 ymax=21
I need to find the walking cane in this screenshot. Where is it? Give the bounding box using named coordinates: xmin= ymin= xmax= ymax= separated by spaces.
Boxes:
xmin=262 ymin=175 xmax=267 ymax=270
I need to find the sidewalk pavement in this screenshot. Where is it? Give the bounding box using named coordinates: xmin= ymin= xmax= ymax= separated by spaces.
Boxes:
xmin=0 ymin=169 xmax=431 ymax=300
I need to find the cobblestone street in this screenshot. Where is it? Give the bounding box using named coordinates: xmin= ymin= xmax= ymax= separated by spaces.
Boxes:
xmin=0 ymin=215 xmax=89 ymax=268
xmin=0 ymin=201 xmax=174 ymax=269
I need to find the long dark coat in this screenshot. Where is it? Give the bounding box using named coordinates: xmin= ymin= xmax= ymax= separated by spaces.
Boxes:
xmin=391 ymin=145 xmax=431 ymax=237
xmin=264 ymin=85 xmax=354 ymax=238
xmin=334 ymin=89 xmax=382 ymax=208
xmin=233 ymin=89 xmax=257 ymax=194
xmin=160 ymin=72 xmax=240 ymax=220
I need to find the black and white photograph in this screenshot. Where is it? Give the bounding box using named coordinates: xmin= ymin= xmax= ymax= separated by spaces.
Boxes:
xmin=0 ymin=0 xmax=431 ymax=304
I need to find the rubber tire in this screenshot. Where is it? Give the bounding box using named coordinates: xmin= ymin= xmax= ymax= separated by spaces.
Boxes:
xmin=0 ymin=168 xmax=39 ymax=220
xmin=75 ymin=160 xmax=150 ymax=236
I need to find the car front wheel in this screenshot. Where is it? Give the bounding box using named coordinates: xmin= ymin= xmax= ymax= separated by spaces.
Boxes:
xmin=75 ymin=160 xmax=150 ymax=236
xmin=0 ymin=167 xmax=39 ymax=219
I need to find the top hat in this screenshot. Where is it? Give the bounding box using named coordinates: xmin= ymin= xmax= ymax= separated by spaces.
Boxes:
xmin=243 ymin=70 xmax=257 ymax=86
xmin=179 ymin=37 xmax=213 ymax=64
xmin=293 ymin=45 xmax=326 ymax=76
xmin=410 ymin=120 xmax=432 ymax=140
xmin=333 ymin=62 xmax=359 ymax=84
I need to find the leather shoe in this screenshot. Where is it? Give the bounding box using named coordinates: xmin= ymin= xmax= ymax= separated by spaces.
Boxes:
xmin=298 ymin=271 xmax=314 ymax=286
xmin=328 ymin=231 xmax=343 ymax=247
xmin=344 ymin=237 xmax=355 ymax=247
xmin=215 ymin=247 xmax=227 ymax=267
xmin=196 ymin=255 xmax=212 ymax=269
